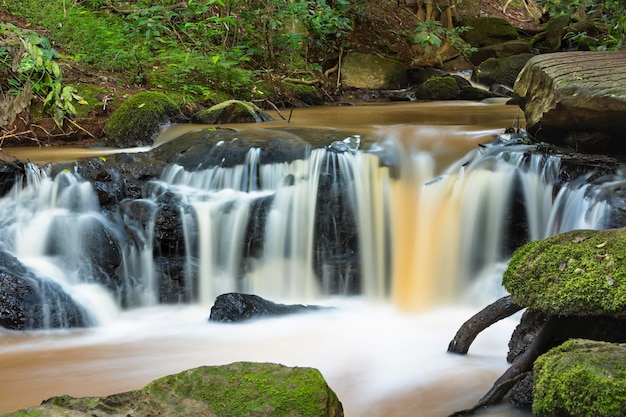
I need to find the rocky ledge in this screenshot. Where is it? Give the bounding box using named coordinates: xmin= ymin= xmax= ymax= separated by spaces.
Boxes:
xmin=513 ymin=51 xmax=626 ymax=154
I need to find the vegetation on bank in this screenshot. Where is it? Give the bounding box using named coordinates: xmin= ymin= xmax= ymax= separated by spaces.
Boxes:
xmin=0 ymin=0 xmax=624 ymax=143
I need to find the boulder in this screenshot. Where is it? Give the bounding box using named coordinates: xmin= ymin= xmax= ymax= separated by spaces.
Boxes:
xmin=0 ymin=250 xmax=89 ymax=330
xmin=192 ymin=99 xmax=273 ymax=124
xmin=5 ymin=362 xmax=344 ymax=417
xmin=513 ymin=51 xmax=626 ymax=153
xmin=503 ymin=228 xmax=626 ymax=317
xmin=469 ymin=40 xmax=533 ymax=66
xmin=209 ymin=293 xmax=327 ymax=322
xmin=104 ymin=92 xmax=182 ymax=148
xmin=533 ymin=339 xmax=626 ymax=417
xmin=472 ymin=53 xmax=535 ymax=88
xmin=341 ymin=52 xmax=408 ymax=89
xmin=415 ymin=75 xmax=460 ymax=100
xmin=459 ymin=16 xmax=519 ymax=48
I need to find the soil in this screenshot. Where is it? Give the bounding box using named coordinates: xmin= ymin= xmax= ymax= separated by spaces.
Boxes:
xmin=0 ymin=0 xmax=542 ymax=150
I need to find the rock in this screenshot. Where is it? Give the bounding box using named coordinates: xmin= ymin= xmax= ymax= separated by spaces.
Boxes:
xmin=0 ymin=250 xmax=89 ymax=330
xmin=470 ymin=40 xmax=533 ymax=66
xmin=192 ymin=99 xmax=273 ymax=124
xmin=513 ymin=51 xmax=626 ymax=153
xmin=472 ymin=53 xmax=535 ymax=88
xmin=415 ymin=75 xmax=460 ymax=100
xmin=460 ymin=16 xmax=519 ymax=48
xmin=209 ymin=293 xmax=327 ymax=322
xmin=341 ymin=52 xmax=408 ymax=89
xmin=503 ymin=228 xmax=626 ymax=317
xmin=5 ymin=362 xmax=344 ymax=417
xmin=0 ymin=151 xmax=23 ymax=198
xmin=533 ymin=339 xmax=626 ymax=417
xmin=104 ymin=92 xmax=182 ymax=148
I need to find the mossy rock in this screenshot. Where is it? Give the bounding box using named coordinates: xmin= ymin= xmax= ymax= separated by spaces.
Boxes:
xmin=459 ymin=16 xmax=519 ymax=48
xmin=469 ymin=40 xmax=533 ymax=66
xmin=472 ymin=53 xmax=535 ymax=88
xmin=341 ymin=52 xmax=408 ymax=89
xmin=533 ymin=339 xmax=626 ymax=417
xmin=104 ymin=92 xmax=181 ymax=148
xmin=503 ymin=229 xmax=626 ymax=317
xmin=415 ymin=76 xmax=460 ymax=100
xmin=3 ymin=362 xmax=344 ymax=417
xmin=192 ymin=99 xmax=273 ymax=124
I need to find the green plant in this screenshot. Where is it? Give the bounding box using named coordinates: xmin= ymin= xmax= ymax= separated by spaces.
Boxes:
xmin=409 ymin=21 xmax=477 ymax=57
xmin=0 ymin=23 xmax=85 ymax=127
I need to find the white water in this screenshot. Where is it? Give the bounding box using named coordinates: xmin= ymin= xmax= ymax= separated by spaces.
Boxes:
xmin=0 ymin=102 xmax=624 ymax=415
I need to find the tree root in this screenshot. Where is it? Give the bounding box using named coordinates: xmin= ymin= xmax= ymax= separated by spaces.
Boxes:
xmin=448 ymin=313 xmax=626 ymax=416
xmin=448 ymin=295 xmax=523 ymax=355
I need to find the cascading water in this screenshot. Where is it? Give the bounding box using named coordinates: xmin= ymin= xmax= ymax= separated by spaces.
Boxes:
xmin=2 ymin=102 xmax=626 ymax=417
xmin=0 ymin=132 xmax=623 ymax=325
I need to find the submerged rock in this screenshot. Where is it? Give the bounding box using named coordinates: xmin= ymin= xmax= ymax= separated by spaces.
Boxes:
xmin=533 ymin=339 xmax=626 ymax=417
xmin=5 ymin=362 xmax=344 ymax=417
xmin=209 ymin=293 xmax=327 ymax=323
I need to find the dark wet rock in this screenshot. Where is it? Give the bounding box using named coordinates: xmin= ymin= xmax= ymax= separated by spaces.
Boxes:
xmin=104 ymin=92 xmax=183 ymax=148
xmin=508 ymin=372 xmax=534 ymax=410
xmin=0 ymin=249 xmax=89 ymax=330
xmin=472 ymin=53 xmax=535 ymax=88
xmin=341 ymin=52 xmax=408 ymax=89
xmin=5 ymin=362 xmax=344 ymax=417
xmin=513 ymin=51 xmax=626 ymax=153
xmin=460 ymin=16 xmax=519 ymax=48
xmin=407 ymin=67 xmax=449 ymax=84
xmin=192 ymin=100 xmax=273 ymax=124
xmin=0 ymin=151 xmax=23 ymax=198
xmin=209 ymin=293 xmax=328 ymax=323
xmin=459 ymin=86 xmax=506 ymax=100
xmin=153 ymin=127 xmax=312 ymax=171
xmin=156 ymin=256 xmax=197 ymax=303
xmin=508 ymin=309 xmax=548 ymax=363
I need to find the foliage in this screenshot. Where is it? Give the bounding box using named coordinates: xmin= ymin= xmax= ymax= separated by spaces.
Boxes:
xmin=409 ymin=21 xmax=477 ymax=58
xmin=537 ymin=0 xmax=626 ymax=49
xmin=0 ymin=23 xmax=85 ymax=127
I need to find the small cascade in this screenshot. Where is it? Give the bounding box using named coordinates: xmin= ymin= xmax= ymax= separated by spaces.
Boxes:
xmin=3 ymin=130 xmax=626 ymax=327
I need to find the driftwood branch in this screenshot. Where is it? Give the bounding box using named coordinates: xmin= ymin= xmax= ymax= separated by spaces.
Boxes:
xmin=448 ymin=295 xmax=524 ymax=355
xmin=282 ymin=77 xmax=322 ymax=85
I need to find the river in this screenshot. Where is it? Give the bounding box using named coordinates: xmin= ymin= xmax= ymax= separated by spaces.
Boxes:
xmin=0 ymin=99 xmax=565 ymax=416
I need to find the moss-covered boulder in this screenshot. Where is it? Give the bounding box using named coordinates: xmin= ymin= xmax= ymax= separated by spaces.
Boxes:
xmin=105 ymin=92 xmax=181 ymax=148
xmin=415 ymin=75 xmax=460 ymax=100
xmin=192 ymin=100 xmax=273 ymax=124
xmin=472 ymin=53 xmax=535 ymax=88
xmin=469 ymin=40 xmax=533 ymax=66
xmin=3 ymin=362 xmax=344 ymax=417
xmin=459 ymin=16 xmax=519 ymax=48
xmin=533 ymin=339 xmax=626 ymax=417
xmin=503 ymin=229 xmax=626 ymax=317
xmin=341 ymin=52 xmax=408 ymax=89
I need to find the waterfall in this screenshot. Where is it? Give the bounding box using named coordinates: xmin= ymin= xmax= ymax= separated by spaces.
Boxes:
xmin=1 ymin=132 xmax=626 ymax=327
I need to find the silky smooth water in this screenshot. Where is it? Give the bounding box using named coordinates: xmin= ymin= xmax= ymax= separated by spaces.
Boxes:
xmin=0 ymin=100 xmax=621 ymax=416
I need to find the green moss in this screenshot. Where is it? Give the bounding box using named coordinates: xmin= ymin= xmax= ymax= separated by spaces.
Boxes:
xmin=533 ymin=339 xmax=626 ymax=417
xmin=144 ymin=362 xmax=340 ymax=417
xmin=460 ymin=16 xmax=519 ymax=48
xmin=416 ymin=76 xmax=460 ymax=100
xmin=503 ymin=229 xmax=626 ymax=316
xmin=104 ymin=92 xmax=180 ymax=148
